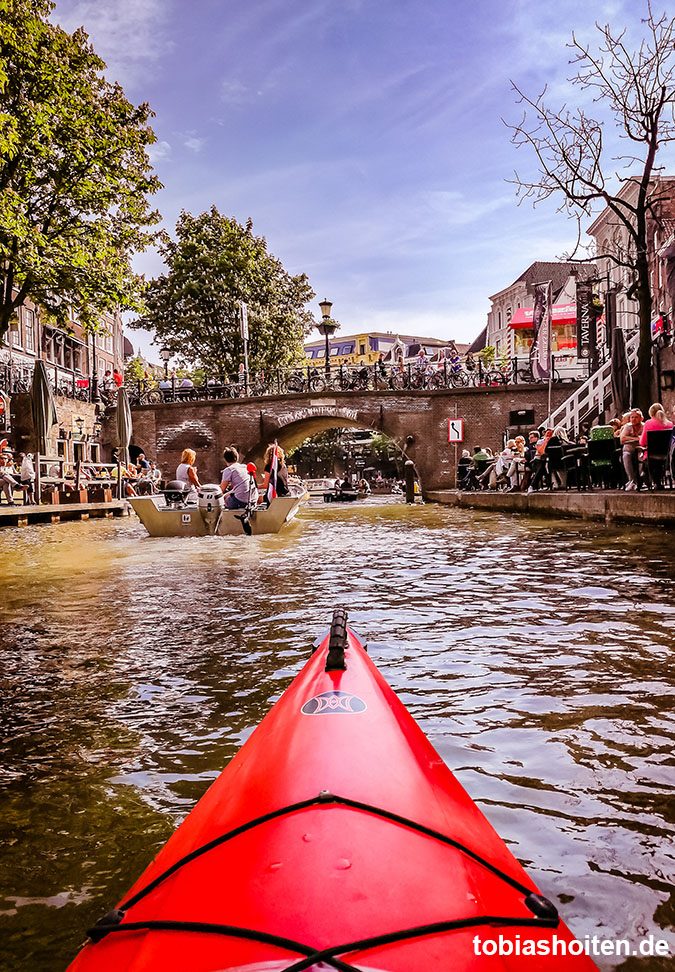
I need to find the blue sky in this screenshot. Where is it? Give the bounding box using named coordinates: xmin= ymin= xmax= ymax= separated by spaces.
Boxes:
xmin=53 ymin=0 xmax=673 ymax=360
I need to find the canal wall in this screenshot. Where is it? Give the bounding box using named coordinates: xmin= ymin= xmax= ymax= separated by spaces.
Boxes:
xmin=426 ymin=489 xmax=675 ymax=527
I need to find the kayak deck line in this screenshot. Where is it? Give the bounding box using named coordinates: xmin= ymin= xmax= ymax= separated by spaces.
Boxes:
xmin=102 ymin=790 xmax=555 ymax=919
xmin=88 ymin=789 xmax=560 ymax=963
xmin=83 ymin=913 xmax=561 ymax=972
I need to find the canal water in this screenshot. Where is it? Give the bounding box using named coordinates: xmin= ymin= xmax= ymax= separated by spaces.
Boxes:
xmin=0 ymin=498 xmax=673 ymax=970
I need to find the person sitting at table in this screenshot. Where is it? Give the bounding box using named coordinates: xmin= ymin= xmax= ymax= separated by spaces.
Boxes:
xmin=111 ymin=451 xmax=138 ymax=497
xmin=0 ymin=451 xmax=18 ymax=506
xmin=620 ymin=408 xmax=644 ymax=491
xmin=18 ymin=452 xmax=36 ymax=505
xmin=176 ymin=448 xmax=201 ymax=502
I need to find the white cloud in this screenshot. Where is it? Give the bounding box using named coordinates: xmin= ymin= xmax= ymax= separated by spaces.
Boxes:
xmin=147 ymin=140 xmax=171 ymax=163
xmin=53 ymin=0 xmax=172 ymax=87
xmin=182 ymin=135 xmax=205 ymax=154
xmin=220 ymin=80 xmax=252 ymax=106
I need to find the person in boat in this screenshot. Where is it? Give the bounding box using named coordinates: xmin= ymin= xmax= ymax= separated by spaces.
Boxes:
xmin=220 ymin=447 xmax=258 ymax=509
xmin=176 ymin=448 xmax=201 ymax=501
xmin=259 ymin=444 xmax=289 ymax=497
xmin=357 ymin=477 xmax=371 ymax=494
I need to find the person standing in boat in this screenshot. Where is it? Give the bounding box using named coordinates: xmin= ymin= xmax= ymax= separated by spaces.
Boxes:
xmin=220 ymin=447 xmax=258 ymax=509
xmin=259 ymin=444 xmax=289 ymax=497
xmin=176 ymin=448 xmax=201 ymax=501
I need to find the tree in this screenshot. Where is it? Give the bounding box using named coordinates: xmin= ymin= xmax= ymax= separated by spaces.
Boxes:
xmin=0 ymin=0 xmax=161 ymax=341
xmin=508 ymin=2 xmax=675 ymax=411
xmin=133 ymin=208 xmax=315 ymax=377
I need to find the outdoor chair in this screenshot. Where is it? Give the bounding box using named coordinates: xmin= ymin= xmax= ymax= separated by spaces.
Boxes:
xmin=645 ymin=429 xmax=673 ymax=490
xmin=563 ymin=445 xmax=590 ymax=490
xmin=588 ymin=438 xmax=617 ymax=489
xmin=545 ymin=444 xmax=565 ymax=489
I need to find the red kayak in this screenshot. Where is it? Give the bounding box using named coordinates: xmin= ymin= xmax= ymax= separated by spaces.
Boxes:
xmin=68 ymin=610 xmax=597 ymax=971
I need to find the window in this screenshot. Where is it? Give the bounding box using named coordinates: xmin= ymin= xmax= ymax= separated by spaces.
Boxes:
xmin=359 ymin=343 xmax=366 ymax=356
xmin=10 ymin=323 xmax=22 ymax=348
xmin=24 ymin=309 xmax=35 ymax=353
xmin=89 ymin=443 xmax=100 ymax=462
xmin=73 ymin=442 xmax=86 ymax=464
xmin=509 ymin=408 xmax=535 ymax=426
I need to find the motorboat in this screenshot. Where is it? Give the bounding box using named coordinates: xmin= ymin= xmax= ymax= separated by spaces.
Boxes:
xmin=129 ymin=482 xmax=308 ymax=537
xmin=303 ymin=476 xmax=338 ymax=497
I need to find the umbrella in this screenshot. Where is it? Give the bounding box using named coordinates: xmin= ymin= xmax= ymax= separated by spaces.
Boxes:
xmin=116 ymin=386 xmax=133 ymax=466
xmin=30 ymin=360 xmax=58 ymax=499
xmin=610 ymin=327 xmax=631 ymax=414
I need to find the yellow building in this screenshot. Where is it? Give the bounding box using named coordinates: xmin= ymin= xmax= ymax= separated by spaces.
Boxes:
xmin=303 ymin=331 xmax=465 ymax=368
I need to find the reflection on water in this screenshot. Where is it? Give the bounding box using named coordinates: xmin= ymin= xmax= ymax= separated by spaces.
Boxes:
xmin=0 ymin=499 xmax=673 ymax=970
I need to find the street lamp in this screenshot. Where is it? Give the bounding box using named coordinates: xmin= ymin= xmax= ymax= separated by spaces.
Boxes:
xmin=159 ymin=346 xmax=171 ymax=378
xmin=316 ymin=298 xmax=338 ymax=376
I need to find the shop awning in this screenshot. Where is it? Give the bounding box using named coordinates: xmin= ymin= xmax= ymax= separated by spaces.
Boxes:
xmin=509 ymin=302 xmax=577 ymax=329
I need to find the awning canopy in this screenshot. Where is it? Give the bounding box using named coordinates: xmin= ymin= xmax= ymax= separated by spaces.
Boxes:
xmin=509 ymin=302 xmax=577 ymax=329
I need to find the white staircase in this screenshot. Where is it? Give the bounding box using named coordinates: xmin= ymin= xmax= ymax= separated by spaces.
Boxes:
xmin=544 ymin=331 xmax=640 ymax=434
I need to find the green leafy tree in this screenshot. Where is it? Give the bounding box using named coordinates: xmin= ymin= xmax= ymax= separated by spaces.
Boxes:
xmin=124 ymin=355 xmax=145 ymax=383
xmin=0 ymin=0 xmax=161 ymax=341
xmin=133 ymin=208 xmax=315 ymax=377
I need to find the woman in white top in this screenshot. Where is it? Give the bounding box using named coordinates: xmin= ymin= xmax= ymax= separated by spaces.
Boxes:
xmin=175 ymin=448 xmax=201 ymax=501
xmin=20 ymin=453 xmax=36 ymax=505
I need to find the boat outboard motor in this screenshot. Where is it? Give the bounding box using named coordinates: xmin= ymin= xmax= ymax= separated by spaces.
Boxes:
xmin=197 ymin=484 xmax=224 ymax=535
xmin=163 ymin=480 xmax=192 ymax=509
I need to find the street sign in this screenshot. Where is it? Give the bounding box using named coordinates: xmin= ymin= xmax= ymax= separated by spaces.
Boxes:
xmin=240 ymin=302 xmax=249 ymax=341
xmin=447 ymin=418 xmax=464 ymax=443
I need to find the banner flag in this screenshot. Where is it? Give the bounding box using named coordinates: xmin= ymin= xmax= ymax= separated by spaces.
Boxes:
xmin=530 ymin=281 xmax=552 ymax=381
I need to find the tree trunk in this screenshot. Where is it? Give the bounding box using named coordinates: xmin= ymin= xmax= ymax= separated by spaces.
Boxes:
xmin=635 ymin=252 xmax=653 ymax=415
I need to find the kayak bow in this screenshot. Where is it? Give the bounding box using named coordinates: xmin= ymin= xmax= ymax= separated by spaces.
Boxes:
xmin=68 ymin=609 xmax=597 ymax=971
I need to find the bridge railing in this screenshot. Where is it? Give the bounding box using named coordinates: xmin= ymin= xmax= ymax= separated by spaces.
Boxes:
xmin=118 ymin=358 xmax=584 ymax=406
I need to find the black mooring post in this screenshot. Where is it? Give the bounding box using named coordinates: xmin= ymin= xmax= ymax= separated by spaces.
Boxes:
xmin=404 ymin=459 xmax=415 ymax=504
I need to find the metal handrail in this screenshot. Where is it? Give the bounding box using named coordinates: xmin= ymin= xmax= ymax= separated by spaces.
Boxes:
xmin=544 ymin=331 xmax=640 ymax=434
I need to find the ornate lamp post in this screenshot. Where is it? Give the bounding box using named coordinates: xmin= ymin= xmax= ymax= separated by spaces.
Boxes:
xmin=317 ymin=298 xmax=337 ymax=376
xmin=159 ymin=346 xmax=171 ymax=378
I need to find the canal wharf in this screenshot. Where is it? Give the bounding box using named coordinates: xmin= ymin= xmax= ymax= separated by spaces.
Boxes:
xmin=427 ymin=489 xmax=675 ymax=527
xmin=0 ymin=500 xmax=131 ymax=527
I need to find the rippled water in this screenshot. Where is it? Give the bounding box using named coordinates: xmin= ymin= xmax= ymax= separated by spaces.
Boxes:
xmin=0 ymin=498 xmax=673 ymax=970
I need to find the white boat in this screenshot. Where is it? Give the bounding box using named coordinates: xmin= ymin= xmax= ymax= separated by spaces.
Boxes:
xmin=303 ymin=477 xmax=338 ymax=497
xmin=129 ymin=483 xmax=308 ymax=537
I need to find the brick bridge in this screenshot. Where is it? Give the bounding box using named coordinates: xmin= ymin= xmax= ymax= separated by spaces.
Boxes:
xmin=125 ymin=384 xmax=575 ymax=493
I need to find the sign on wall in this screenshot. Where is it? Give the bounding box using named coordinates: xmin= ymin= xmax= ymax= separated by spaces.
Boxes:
xmin=447 ymin=418 xmax=464 ymax=443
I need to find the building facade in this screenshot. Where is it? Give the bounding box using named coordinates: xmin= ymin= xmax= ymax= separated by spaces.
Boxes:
xmin=586 ymin=175 xmax=675 ymax=337
xmin=0 ymin=298 xmax=126 ymax=391
xmin=485 ymin=261 xmax=596 ymax=379
xmin=0 ymin=297 xmax=127 ymax=470
xmin=304 ymin=331 xmax=468 ymax=368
